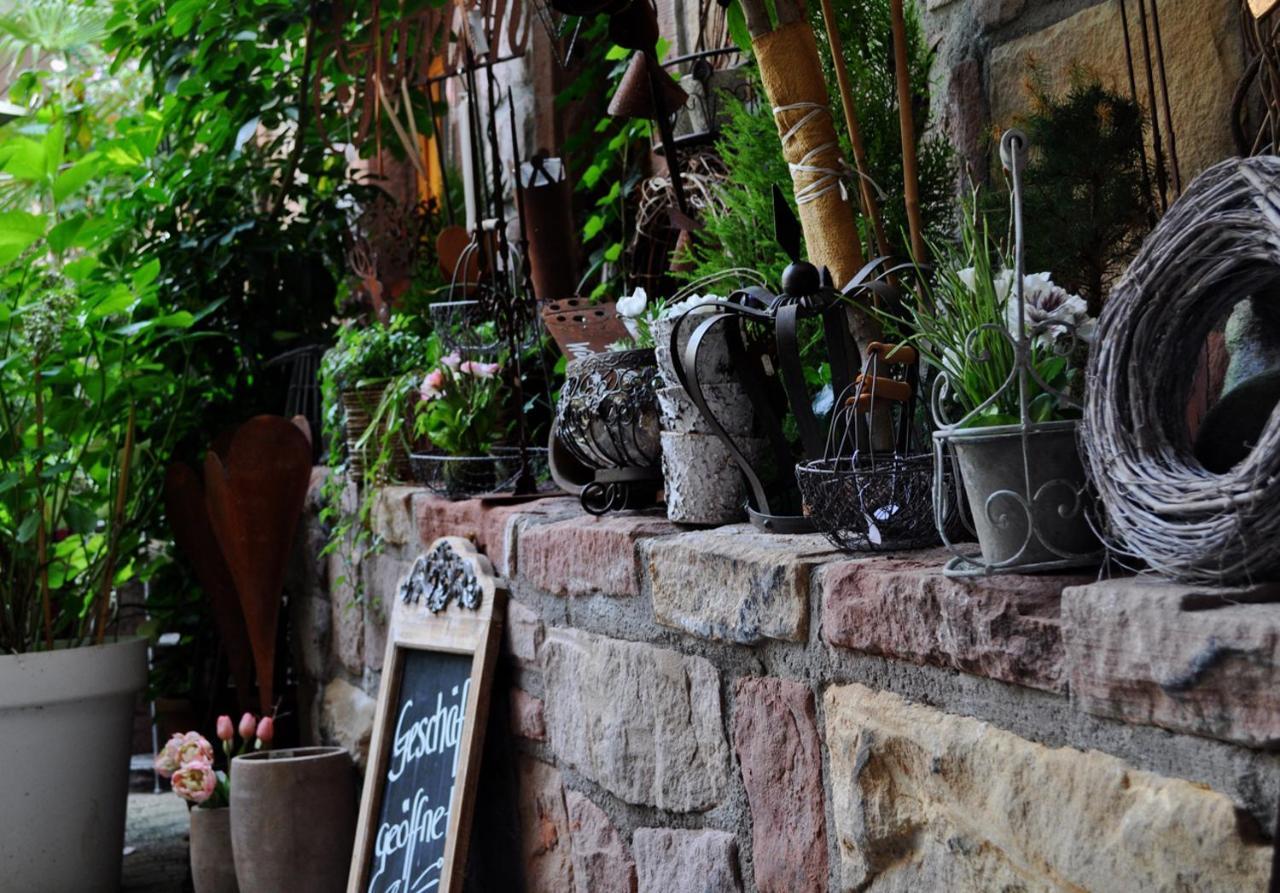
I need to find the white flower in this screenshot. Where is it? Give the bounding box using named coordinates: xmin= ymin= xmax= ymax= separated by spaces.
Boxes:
xmin=955 ymin=267 xmax=978 ymax=293
xmin=1004 ymin=271 xmax=1094 ymax=346
xmin=660 ymin=293 xmax=724 ymax=320
xmin=616 ymin=287 xmax=648 ymax=319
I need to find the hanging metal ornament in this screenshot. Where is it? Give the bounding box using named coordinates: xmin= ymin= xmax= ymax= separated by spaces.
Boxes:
xmin=670 ymin=186 xmax=896 ymax=533
xmin=931 ymin=129 xmax=1102 ymax=576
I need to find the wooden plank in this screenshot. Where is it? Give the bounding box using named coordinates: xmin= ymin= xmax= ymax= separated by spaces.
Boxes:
xmin=348 ymin=536 xmax=506 ymax=893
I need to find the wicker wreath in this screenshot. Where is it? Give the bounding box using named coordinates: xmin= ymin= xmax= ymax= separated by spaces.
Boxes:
xmin=1082 ymin=155 xmax=1280 ymax=584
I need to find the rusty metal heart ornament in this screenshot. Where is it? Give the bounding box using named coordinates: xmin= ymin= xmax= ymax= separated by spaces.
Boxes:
xmin=202 ymin=416 xmax=313 ymax=715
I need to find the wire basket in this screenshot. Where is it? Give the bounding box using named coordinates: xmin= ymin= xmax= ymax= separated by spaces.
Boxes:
xmin=796 ymin=454 xmax=943 ymax=552
xmin=409 ymin=447 xmax=552 ymax=500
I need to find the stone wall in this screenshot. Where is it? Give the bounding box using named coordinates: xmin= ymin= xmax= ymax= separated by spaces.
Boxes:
xmin=288 ymin=477 xmax=1280 ymax=891
xmin=923 ymin=0 xmax=1245 ymax=186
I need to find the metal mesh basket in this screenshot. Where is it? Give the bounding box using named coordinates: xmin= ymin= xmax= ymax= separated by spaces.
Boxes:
xmin=796 ymin=454 xmax=943 ymax=553
xmin=409 ymin=447 xmax=552 ymax=500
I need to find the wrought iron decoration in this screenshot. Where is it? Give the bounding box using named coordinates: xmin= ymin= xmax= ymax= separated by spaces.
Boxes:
xmin=399 ymin=540 xmax=484 ymax=613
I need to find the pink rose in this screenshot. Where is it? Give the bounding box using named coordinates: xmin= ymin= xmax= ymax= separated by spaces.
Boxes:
xmin=155 ymin=734 xmax=184 ymax=778
xmin=239 ymin=713 xmax=257 ymax=739
xmin=171 ymin=759 xmax=217 ymax=804
xmin=420 ymin=369 xmax=445 ymax=401
xmin=255 ymin=716 xmax=274 ymax=748
xmin=216 ymin=715 xmax=234 ymax=742
xmin=459 ymin=360 xmax=499 ymax=378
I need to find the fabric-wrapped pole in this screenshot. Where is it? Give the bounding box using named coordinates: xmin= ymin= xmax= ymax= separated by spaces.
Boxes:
xmin=752 ymin=20 xmax=878 ymax=347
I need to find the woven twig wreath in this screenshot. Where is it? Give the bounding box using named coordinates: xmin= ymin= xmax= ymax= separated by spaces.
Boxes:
xmin=1082 ymin=155 xmax=1280 ymax=584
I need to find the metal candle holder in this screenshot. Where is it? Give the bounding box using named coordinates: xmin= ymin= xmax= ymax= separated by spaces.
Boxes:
xmin=553 ymin=348 xmax=663 ymax=515
xmin=931 ymin=129 xmax=1102 ymax=576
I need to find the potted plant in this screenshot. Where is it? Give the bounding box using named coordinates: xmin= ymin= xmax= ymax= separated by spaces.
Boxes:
xmin=889 ymin=204 xmax=1100 ymax=571
xmin=412 ymin=351 xmax=515 ymax=497
xmin=320 ymin=316 xmax=434 ymax=485
xmin=0 ymin=68 xmax=206 ymax=893
xmin=156 ymin=713 xmax=275 ymax=893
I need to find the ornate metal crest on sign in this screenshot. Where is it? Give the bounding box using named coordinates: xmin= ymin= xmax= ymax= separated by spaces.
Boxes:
xmin=399 ymin=540 xmax=484 ymax=613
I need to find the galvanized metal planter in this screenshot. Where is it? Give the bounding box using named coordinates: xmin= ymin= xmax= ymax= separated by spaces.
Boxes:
xmin=931 ymin=130 xmax=1102 ymax=576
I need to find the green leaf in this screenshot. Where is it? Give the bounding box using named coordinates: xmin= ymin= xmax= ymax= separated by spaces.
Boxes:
xmin=42 ymin=122 xmax=65 ymax=178
xmin=15 ymin=512 xmax=38 ymax=544
xmin=0 ymin=138 xmax=47 ymax=181
xmin=0 ymin=211 xmax=46 ymax=265
xmin=725 ymin=1 xmax=752 ymax=53
xmin=47 ymin=215 xmax=86 ymax=254
xmin=132 ymin=258 xmax=161 ymax=290
xmin=583 ymin=214 xmax=604 ymax=240
xmin=53 ymin=156 xmax=100 ymax=203
xmin=604 ymin=44 xmax=630 ymax=61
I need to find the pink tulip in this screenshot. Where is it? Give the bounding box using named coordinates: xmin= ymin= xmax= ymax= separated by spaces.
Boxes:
xmin=154 ymin=734 xmax=184 ymax=779
xmin=216 ymin=715 xmax=234 ymax=742
xmin=255 ymin=716 xmax=275 ymax=747
xmin=239 ymin=713 xmax=257 ymax=739
xmin=173 ymin=731 xmax=214 ymax=769
xmin=171 ymin=759 xmax=217 ymax=804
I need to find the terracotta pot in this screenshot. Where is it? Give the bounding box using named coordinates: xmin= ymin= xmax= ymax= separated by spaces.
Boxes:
xmin=190 ymin=807 xmax=239 ymax=893
xmin=0 ymin=638 xmax=147 ymax=893
xmin=230 ymin=746 xmax=356 ymax=893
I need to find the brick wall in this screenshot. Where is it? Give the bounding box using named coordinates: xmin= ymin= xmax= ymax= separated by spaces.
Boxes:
xmin=288 ymin=476 xmax=1280 ymax=891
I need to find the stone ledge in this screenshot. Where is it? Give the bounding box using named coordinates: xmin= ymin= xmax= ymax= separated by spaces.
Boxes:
xmin=414 ymin=492 xmax=580 ymax=573
xmin=1063 ymin=577 xmax=1280 ymax=748
xmin=519 ymin=512 xmax=680 ymax=598
xmin=642 ymin=526 xmax=840 ymax=644
xmin=822 ymin=550 xmax=1087 ymax=693
xmin=824 ymin=683 xmax=1271 ymax=892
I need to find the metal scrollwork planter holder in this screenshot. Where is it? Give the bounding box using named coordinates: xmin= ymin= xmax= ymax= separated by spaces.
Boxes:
xmin=553 ymin=348 xmax=663 ymax=515
xmin=932 ymin=130 xmax=1102 ymax=577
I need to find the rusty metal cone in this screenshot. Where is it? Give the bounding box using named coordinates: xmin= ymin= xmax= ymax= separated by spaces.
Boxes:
xmin=607 ymin=51 xmax=687 ymax=121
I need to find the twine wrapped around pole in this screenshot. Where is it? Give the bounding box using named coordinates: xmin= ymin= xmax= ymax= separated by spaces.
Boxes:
xmin=1082 ymin=155 xmax=1280 ymax=584
xmin=752 ymin=23 xmax=871 ymax=329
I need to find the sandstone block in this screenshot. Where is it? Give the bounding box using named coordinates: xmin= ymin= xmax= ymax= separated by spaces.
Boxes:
xmin=518 ymin=756 xmax=575 ymax=893
xmin=327 ymin=549 xmax=364 ymax=675
xmin=541 ymin=628 xmax=729 ymax=811
xmin=822 ymin=551 xmax=1082 ymax=692
xmin=510 ymin=687 xmax=547 ymax=741
xmin=1063 ymin=577 xmax=1280 ymax=748
xmin=989 ymin=0 xmax=1242 ymax=183
xmin=565 ymin=790 xmax=636 ymax=893
xmin=320 ymin=678 xmax=376 ymax=769
xmin=824 ymin=683 xmax=1270 ymax=892
xmin=732 ymin=678 xmax=827 ymax=893
xmin=505 ymin=598 xmax=545 ymax=666
xmin=644 ymin=525 xmax=839 ymax=644
xmin=633 ymin=829 xmax=742 ymax=893
xmin=370 ymin=485 xmax=420 ymax=545
xmin=520 ymin=513 xmax=678 ymax=598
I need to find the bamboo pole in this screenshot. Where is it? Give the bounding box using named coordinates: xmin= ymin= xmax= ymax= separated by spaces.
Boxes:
xmin=890 ymin=0 xmax=926 ymax=265
xmin=818 ymin=0 xmax=891 ymax=259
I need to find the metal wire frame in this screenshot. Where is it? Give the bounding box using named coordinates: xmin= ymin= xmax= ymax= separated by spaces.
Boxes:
xmin=931 ymin=129 xmax=1103 ymax=577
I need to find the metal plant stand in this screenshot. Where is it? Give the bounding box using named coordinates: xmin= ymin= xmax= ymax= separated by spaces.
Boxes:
xmin=931 ymin=129 xmax=1103 ymax=576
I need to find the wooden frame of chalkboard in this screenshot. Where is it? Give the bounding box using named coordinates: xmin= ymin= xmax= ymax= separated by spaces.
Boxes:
xmin=347 ymin=536 xmax=506 ymax=893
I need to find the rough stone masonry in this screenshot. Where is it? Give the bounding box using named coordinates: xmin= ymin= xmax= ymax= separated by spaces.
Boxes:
xmin=289 ymin=479 xmax=1280 ymax=892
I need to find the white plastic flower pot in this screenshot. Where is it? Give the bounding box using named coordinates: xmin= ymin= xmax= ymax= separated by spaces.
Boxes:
xmin=0 ymin=637 xmax=148 ymax=892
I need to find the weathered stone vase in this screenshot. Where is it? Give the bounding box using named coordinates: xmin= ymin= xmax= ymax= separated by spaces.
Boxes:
xmin=230 ymin=746 xmax=356 ymax=893
xmin=190 ymin=807 xmax=239 ymax=893
xmin=0 ymin=637 xmax=147 ymax=893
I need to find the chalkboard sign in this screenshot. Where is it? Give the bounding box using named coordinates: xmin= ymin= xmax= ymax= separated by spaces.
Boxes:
xmin=349 ymin=537 xmax=505 ymax=893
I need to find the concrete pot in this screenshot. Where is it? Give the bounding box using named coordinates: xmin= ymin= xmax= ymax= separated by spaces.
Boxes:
xmin=948 ymin=420 xmax=1099 ymax=568
xmin=661 ymin=431 xmax=764 ymax=525
xmin=190 ymin=807 xmax=239 ymax=893
xmin=230 ymin=746 xmax=356 ymax=893
xmin=0 ymin=637 xmax=147 ymax=893
xmin=653 ymin=311 xmax=733 ymax=388
xmin=656 ymin=384 xmax=753 ymax=437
